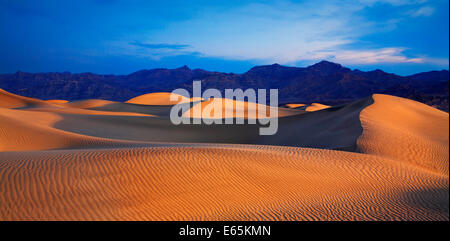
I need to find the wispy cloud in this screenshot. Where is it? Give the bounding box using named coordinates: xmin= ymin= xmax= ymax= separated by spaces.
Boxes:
xmin=309 ymin=48 xmax=424 ymax=64
xmin=359 ymin=0 xmax=428 ymax=6
xmin=139 ymin=0 xmax=430 ymax=65
xmin=130 ymin=41 xmax=191 ymax=50
xmin=111 ymin=0 xmax=446 ymax=67
xmin=407 ymin=6 xmax=434 ymax=17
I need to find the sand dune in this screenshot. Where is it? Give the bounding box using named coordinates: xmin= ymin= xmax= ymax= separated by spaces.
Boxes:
xmin=0 ymin=89 xmax=448 ymax=220
xmin=0 ymin=88 xmax=47 ymax=108
xmin=284 ymin=103 xmax=306 ymax=109
xmin=27 ymin=106 xmax=155 ymax=117
xmin=305 ymin=103 xmax=330 ymax=112
xmin=0 ymin=107 xmax=140 ymax=151
xmin=183 ymin=97 xmax=302 ymax=119
xmin=45 ymin=99 xmax=69 ymax=104
xmin=358 ymin=94 xmax=449 ymax=175
xmin=284 ymin=102 xmax=330 ymax=112
xmin=0 ymin=145 xmax=447 ymax=221
xmin=126 ymin=92 xmax=202 ymax=105
xmin=42 ymin=98 xmax=363 ymax=150
xmin=66 ymin=99 xmax=117 ymax=109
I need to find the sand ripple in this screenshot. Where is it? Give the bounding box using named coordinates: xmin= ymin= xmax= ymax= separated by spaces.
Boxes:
xmin=0 ymin=145 xmax=447 ymax=220
xmin=0 ymin=90 xmax=448 ymax=220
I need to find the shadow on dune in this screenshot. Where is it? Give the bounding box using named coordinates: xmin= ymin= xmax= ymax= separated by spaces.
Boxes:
xmin=52 ymin=96 xmax=374 ymax=152
xmin=400 ymin=187 xmax=449 ymax=220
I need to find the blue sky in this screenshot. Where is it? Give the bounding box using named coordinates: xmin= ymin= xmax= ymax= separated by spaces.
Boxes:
xmin=0 ymin=0 xmax=448 ymax=75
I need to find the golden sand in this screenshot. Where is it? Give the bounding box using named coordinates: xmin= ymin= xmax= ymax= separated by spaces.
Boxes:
xmin=0 ymin=90 xmax=448 ymax=220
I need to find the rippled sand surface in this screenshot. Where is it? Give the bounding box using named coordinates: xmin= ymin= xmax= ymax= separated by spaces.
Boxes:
xmin=0 ymin=90 xmax=448 ymax=220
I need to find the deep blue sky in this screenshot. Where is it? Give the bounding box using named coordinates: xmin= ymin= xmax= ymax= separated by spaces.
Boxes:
xmin=0 ymin=0 xmax=448 ymax=75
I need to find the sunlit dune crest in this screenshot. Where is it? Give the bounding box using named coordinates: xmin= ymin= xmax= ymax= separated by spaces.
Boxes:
xmin=284 ymin=102 xmax=330 ymax=112
xmin=45 ymin=99 xmax=69 ymax=104
xmin=126 ymin=92 xmax=202 ymax=105
xmin=358 ymin=94 xmax=449 ymax=175
xmin=285 ymin=103 xmax=306 ymax=109
xmin=0 ymin=88 xmax=46 ymax=108
xmin=182 ymin=97 xmax=300 ymax=119
xmin=305 ymin=103 xmax=330 ymax=112
xmin=0 ymin=89 xmax=448 ymax=221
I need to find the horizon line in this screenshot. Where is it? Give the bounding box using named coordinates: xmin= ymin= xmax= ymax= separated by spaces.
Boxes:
xmin=1 ymin=60 xmax=449 ymax=77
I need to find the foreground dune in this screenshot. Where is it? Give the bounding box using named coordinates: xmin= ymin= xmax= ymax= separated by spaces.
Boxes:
xmin=0 ymin=90 xmax=448 ymax=220
xmin=1 ymin=144 xmax=447 ymax=221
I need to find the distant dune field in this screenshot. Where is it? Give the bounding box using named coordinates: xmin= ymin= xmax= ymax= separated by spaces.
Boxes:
xmin=0 ymin=89 xmax=448 ymax=220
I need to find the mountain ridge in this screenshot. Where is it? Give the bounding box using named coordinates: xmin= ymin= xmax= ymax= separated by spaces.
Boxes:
xmin=1 ymin=61 xmax=448 ymax=111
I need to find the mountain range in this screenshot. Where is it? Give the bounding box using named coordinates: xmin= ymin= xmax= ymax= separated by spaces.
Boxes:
xmin=0 ymin=60 xmax=448 ymax=111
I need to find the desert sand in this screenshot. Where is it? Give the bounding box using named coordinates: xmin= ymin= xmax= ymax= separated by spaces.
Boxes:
xmin=0 ymin=90 xmax=448 ymax=220
xmin=284 ymin=102 xmax=330 ymax=112
xmin=284 ymin=103 xmax=306 ymax=109
xmin=126 ymin=92 xmax=203 ymax=105
xmin=45 ymin=99 xmax=69 ymax=104
xmin=305 ymin=103 xmax=330 ymax=112
xmin=182 ymin=97 xmax=302 ymax=119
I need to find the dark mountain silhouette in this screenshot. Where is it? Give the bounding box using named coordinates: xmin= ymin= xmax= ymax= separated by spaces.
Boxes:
xmin=0 ymin=61 xmax=448 ymax=111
